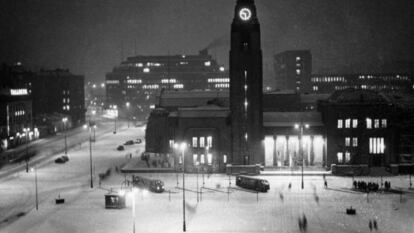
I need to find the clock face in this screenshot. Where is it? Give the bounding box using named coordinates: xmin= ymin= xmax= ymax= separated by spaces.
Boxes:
xmin=239 ymin=8 xmax=251 ymax=21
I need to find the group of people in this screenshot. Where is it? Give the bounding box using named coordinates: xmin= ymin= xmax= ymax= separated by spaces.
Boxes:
xmin=353 ymin=180 xmax=392 ymax=192
xmin=353 ymin=180 xmax=380 ymax=192
xmin=369 ymin=219 xmax=378 ymax=231
xmin=298 ymin=214 xmax=307 ymax=232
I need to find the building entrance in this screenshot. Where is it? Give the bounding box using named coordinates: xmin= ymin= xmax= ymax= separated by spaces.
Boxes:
xmin=264 ymin=135 xmax=325 ymax=167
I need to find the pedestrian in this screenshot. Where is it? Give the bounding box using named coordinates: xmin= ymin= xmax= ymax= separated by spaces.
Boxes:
xmin=369 ymin=220 xmax=373 ymax=231
xmin=373 ymin=219 xmax=377 ymax=230
xmin=302 ymin=214 xmax=307 ymax=231
xmin=288 ymin=182 xmax=292 ymax=189
xmin=130 ymin=153 xmax=132 ymax=159
xmin=324 ymin=180 xmax=328 ymax=189
xmin=298 ymin=217 xmax=303 ymax=232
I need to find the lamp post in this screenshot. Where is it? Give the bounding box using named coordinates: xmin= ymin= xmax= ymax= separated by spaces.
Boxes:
xmin=62 ymin=117 xmax=68 ymax=156
xmin=30 ymin=166 xmax=38 ymax=210
xmin=175 ymin=142 xmax=187 ymax=232
xmin=113 ymin=105 xmax=118 ymax=134
xmin=126 ymin=102 xmax=130 ymax=128
xmin=91 ymin=110 xmax=96 ymax=142
xmin=83 ymin=123 xmax=94 ymax=188
xmin=131 ymin=188 xmax=137 ymax=233
xmin=23 ymin=127 xmax=30 ymax=172
xmin=295 ymin=122 xmax=309 ymax=190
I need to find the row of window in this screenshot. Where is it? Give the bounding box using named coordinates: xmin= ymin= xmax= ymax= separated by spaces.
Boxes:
xmin=344 ymin=137 xmax=358 ymax=147
xmin=358 ymin=75 xmax=408 ymax=81
xmin=178 ymin=153 xmax=228 ymax=165
xmin=193 ymin=136 xmax=212 ymax=148
xmin=215 ymin=83 xmax=229 ymax=88
xmin=208 ymin=78 xmax=230 ymax=83
xmin=62 ymin=98 xmax=70 ymax=104
xmin=337 ymin=118 xmax=387 ymax=129
xmin=311 ymin=76 xmax=346 ymax=83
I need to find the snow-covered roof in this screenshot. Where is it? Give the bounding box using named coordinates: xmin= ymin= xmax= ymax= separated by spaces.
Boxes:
xmin=263 ymin=112 xmax=323 ymax=127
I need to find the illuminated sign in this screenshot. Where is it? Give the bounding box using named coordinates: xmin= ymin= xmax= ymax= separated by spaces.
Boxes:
xmin=239 ymin=8 xmax=251 ymax=21
xmin=10 ymin=89 xmax=28 ymax=96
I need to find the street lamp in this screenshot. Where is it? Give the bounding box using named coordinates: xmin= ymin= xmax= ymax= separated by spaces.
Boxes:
xmin=62 ymin=117 xmax=68 ymax=156
xmin=126 ymin=102 xmax=130 ymax=128
xmin=83 ymin=123 xmax=94 ymax=188
xmin=113 ymin=105 xmax=118 ymax=134
xmin=128 ymin=188 xmax=138 ymax=233
xmin=30 ymin=166 xmax=38 ymax=210
xmin=295 ymin=122 xmax=309 ymax=190
xmin=174 ymin=142 xmax=187 ymax=232
xmin=23 ymin=127 xmax=30 ymax=172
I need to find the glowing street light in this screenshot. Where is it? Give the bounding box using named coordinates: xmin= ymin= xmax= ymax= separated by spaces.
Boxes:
xmin=23 ymin=127 xmax=30 ymax=172
xmin=62 ymin=118 xmax=68 ymax=156
xmin=83 ymin=122 xmax=95 ymax=188
xmin=295 ymin=122 xmax=309 ymax=190
xmin=174 ymin=142 xmax=187 ymax=232
xmin=126 ymin=102 xmax=130 ymax=128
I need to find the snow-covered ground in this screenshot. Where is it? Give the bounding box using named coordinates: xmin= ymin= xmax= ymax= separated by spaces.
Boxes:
xmin=1 ymin=123 xmax=414 ymax=233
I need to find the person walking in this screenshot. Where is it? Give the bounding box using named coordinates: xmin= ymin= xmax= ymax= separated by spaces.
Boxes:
xmin=369 ymin=220 xmax=373 ymax=231
xmin=373 ymin=219 xmax=377 ymax=230
xmin=324 ymin=180 xmax=328 ymax=189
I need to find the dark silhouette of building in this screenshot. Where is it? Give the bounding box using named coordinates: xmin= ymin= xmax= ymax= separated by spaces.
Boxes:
xmin=31 ymin=69 xmax=85 ymax=127
xmin=274 ymin=50 xmax=312 ymax=93
xmin=230 ymin=0 xmax=263 ymax=165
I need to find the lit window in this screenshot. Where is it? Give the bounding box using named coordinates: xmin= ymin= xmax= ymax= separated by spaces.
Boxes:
xmin=200 ymin=154 xmax=205 ymax=164
xmin=169 ymin=140 xmax=174 ymax=148
xmin=345 ymin=119 xmax=351 ymax=128
xmin=207 ymin=136 xmax=212 ymax=147
xmin=207 ymin=153 xmax=212 ymax=165
xmin=63 ymin=98 xmax=66 ymax=103
xmin=381 ymin=119 xmax=387 ymax=128
xmin=345 ymin=137 xmax=350 ymax=146
xmin=369 ymin=137 xmax=385 ymax=154
xmin=352 ymin=137 xmax=358 ymax=147
xmin=192 ymin=137 xmax=197 ymax=148
xmin=337 ymin=119 xmax=343 ymax=129
xmin=219 ymin=66 xmax=225 ymax=72
xmin=193 ymin=154 xmax=198 ymax=165
xmin=296 ymin=56 xmax=301 ymax=61
xmin=352 ymin=119 xmax=358 ymax=128
xmin=337 ymin=152 xmax=343 ymax=163
xmin=199 ymin=137 xmax=205 ymax=147
xmin=366 ymin=118 xmax=372 ymax=129
xmin=143 ymin=67 xmax=150 ymax=73
xmin=204 ymin=61 xmax=211 ymax=66
xmin=296 ymin=69 xmax=301 ymax=75
xmin=374 ymin=119 xmax=380 ymax=128
xmin=345 ymin=152 xmax=350 ymax=163
xmin=223 ymin=155 xmax=227 ymax=163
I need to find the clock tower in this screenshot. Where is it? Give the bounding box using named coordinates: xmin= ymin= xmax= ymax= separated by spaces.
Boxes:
xmin=230 ymin=0 xmax=264 ymax=165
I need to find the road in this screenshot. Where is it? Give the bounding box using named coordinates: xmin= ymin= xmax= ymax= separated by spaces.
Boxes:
xmin=0 ymin=119 xmax=146 ymax=231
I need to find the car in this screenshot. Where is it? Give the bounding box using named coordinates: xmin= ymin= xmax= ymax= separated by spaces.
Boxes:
xmin=55 ymin=155 xmax=68 ymax=164
xmin=123 ymin=140 xmax=134 ymax=146
xmin=117 ymin=145 xmax=125 ymax=151
xmin=134 ymin=139 xmax=142 ymax=144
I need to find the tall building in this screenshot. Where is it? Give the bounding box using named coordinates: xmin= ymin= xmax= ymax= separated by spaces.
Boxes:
xmin=0 ymin=63 xmax=35 ymax=151
xmin=32 ymin=69 xmax=85 ymax=127
xmin=274 ymin=50 xmax=312 ymax=93
xmin=230 ymin=0 xmax=264 ymax=165
xmin=105 ymin=49 xmax=228 ymax=119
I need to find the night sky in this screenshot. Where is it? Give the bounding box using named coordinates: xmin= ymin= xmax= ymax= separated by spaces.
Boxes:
xmin=1 ymin=0 xmax=413 ymax=83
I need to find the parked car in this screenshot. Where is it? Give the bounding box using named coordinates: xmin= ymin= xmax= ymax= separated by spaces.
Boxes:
xmin=124 ymin=140 xmax=134 ymax=146
xmin=117 ymin=145 xmax=125 ymax=151
xmin=135 ymin=139 xmax=142 ymax=144
xmin=55 ymin=155 xmax=69 ymax=164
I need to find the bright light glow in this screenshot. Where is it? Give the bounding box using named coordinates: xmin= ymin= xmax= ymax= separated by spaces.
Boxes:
xmin=294 ymin=124 xmax=299 ymax=129
xmin=143 ymin=67 xmax=150 ymax=73
xmin=204 ymin=61 xmax=211 ymax=66
xmin=92 ymin=110 xmax=96 ymax=115
xmin=180 ymin=142 xmax=187 ymax=151
xmin=239 ymin=8 xmax=252 ymax=21
xmin=62 ymin=117 xmax=68 ymax=123
xmin=219 ymin=66 xmax=225 ymax=72
xmin=305 ymin=124 xmax=309 ymax=129
xmin=126 ymin=102 xmax=130 ymax=107
xmin=10 ymin=89 xmax=28 ymax=96
xmin=142 ymin=189 xmax=149 ymax=196
xmin=118 ymin=190 xmax=125 ymax=196
xmin=101 ymin=83 xmax=105 ymax=88
xmin=83 ymin=124 xmax=87 ymax=129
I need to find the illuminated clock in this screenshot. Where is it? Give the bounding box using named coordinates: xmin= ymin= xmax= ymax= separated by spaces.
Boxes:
xmin=239 ymin=8 xmax=251 ymax=21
